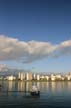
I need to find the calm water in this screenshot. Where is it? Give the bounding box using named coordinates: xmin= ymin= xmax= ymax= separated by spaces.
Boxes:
xmin=0 ymin=81 xmax=71 ymax=108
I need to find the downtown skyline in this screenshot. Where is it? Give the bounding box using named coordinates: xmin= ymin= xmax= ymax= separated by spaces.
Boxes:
xmin=0 ymin=0 xmax=71 ymax=73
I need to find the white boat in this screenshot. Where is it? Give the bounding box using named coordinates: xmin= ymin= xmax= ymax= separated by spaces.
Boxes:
xmin=30 ymin=85 xmax=40 ymax=96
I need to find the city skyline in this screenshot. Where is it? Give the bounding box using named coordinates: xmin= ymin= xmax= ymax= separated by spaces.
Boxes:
xmin=0 ymin=0 xmax=71 ymax=73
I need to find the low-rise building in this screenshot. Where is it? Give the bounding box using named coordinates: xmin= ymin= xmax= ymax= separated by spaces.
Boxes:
xmin=61 ymin=77 xmax=65 ymax=81
xmin=55 ymin=74 xmax=62 ymax=80
xmin=45 ymin=76 xmax=50 ymax=81
xmin=6 ymin=75 xmax=16 ymax=81
xmin=51 ymin=74 xmax=56 ymax=81
xmin=18 ymin=72 xmax=25 ymax=80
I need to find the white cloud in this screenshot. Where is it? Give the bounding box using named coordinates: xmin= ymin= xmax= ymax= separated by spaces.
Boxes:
xmin=0 ymin=35 xmax=71 ymax=63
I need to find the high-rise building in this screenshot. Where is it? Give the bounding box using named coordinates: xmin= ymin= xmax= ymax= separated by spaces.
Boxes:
xmin=45 ymin=75 xmax=49 ymax=81
xmin=18 ymin=72 xmax=25 ymax=80
xmin=36 ymin=74 xmax=40 ymax=80
xmin=6 ymin=75 xmax=16 ymax=81
xmin=26 ymin=72 xmax=32 ymax=80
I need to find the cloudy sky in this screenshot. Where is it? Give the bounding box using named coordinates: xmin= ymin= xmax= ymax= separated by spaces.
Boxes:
xmin=0 ymin=0 xmax=71 ymax=73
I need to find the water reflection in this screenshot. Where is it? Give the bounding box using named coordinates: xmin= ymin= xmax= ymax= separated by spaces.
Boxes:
xmin=1 ymin=81 xmax=71 ymax=94
xmin=0 ymin=81 xmax=71 ymax=107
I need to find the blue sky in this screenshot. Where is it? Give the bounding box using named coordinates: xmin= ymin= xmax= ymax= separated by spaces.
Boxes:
xmin=0 ymin=0 xmax=71 ymax=73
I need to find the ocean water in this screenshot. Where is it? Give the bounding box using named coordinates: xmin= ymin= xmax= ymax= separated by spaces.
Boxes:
xmin=0 ymin=81 xmax=71 ymax=108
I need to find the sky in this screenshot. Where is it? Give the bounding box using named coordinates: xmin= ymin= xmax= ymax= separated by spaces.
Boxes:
xmin=0 ymin=0 xmax=71 ymax=73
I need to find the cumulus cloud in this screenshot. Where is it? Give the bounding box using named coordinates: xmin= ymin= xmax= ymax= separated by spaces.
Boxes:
xmin=0 ymin=35 xmax=71 ymax=63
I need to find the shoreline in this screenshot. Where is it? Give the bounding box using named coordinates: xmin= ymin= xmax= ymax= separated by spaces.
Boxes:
xmin=0 ymin=80 xmax=71 ymax=82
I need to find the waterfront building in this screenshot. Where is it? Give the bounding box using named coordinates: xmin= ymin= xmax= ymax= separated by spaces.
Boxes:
xmin=40 ymin=75 xmax=47 ymax=80
xmin=55 ymin=74 xmax=62 ymax=80
xmin=40 ymin=75 xmax=45 ymax=79
xmin=45 ymin=76 xmax=49 ymax=81
xmin=6 ymin=75 xmax=16 ymax=81
xmin=36 ymin=74 xmax=40 ymax=80
xmin=18 ymin=72 xmax=21 ymax=79
xmin=51 ymin=74 xmax=56 ymax=81
xmin=26 ymin=72 xmax=32 ymax=80
xmin=33 ymin=73 xmax=37 ymax=80
xmin=66 ymin=75 xmax=71 ymax=80
xmin=61 ymin=77 xmax=65 ymax=81
xmin=1 ymin=71 xmax=71 ymax=81
xmin=67 ymin=76 xmax=71 ymax=80
xmin=18 ymin=72 xmax=25 ymax=80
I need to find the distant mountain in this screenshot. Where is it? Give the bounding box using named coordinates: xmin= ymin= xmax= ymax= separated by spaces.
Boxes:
xmin=0 ymin=65 xmax=27 ymax=77
xmin=0 ymin=64 xmax=19 ymax=76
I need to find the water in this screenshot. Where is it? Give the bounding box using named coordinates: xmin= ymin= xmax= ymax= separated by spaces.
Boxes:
xmin=0 ymin=81 xmax=71 ymax=108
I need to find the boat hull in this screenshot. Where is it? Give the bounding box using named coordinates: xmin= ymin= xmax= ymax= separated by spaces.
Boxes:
xmin=30 ymin=91 xmax=40 ymax=96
